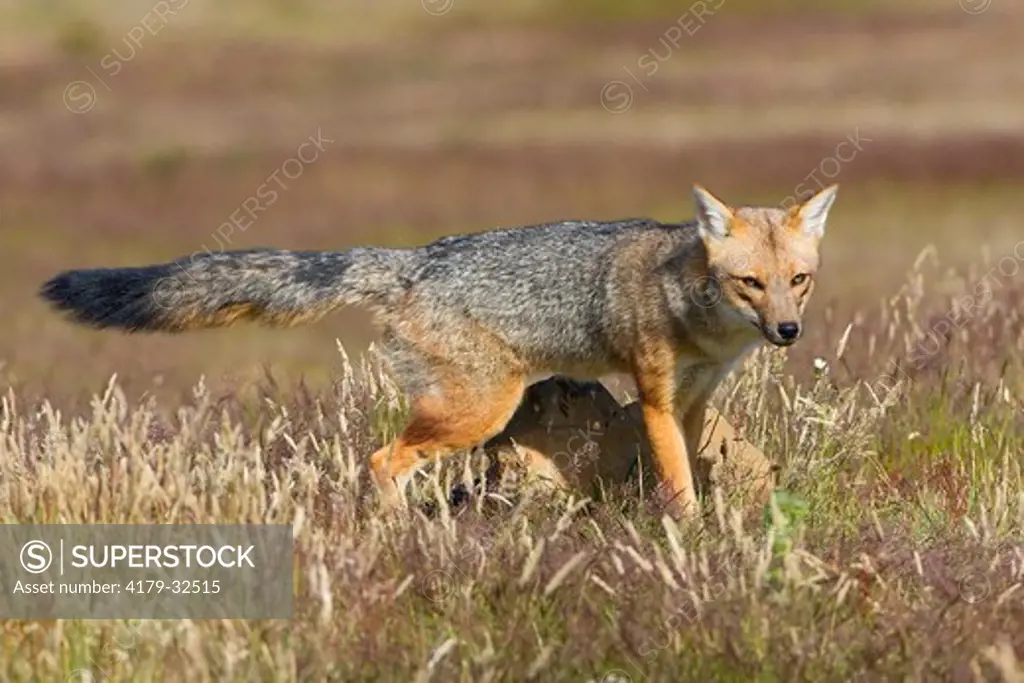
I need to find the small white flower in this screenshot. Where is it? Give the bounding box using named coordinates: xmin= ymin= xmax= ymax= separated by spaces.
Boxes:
xmin=813 ymin=357 xmax=830 ymax=375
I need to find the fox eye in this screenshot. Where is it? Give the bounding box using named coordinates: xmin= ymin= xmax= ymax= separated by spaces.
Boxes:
xmin=791 ymin=273 xmax=810 ymax=287
xmin=739 ymin=276 xmax=764 ymax=290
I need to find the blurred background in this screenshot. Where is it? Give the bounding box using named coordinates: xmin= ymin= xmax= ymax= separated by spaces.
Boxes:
xmin=1 ymin=0 xmax=1021 ymax=407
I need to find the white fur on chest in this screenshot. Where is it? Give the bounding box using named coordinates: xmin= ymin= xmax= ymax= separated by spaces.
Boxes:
xmin=674 ymin=339 xmax=762 ymax=409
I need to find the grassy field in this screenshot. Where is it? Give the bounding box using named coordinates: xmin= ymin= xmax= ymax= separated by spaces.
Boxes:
xmin=1 ymin=0 xmax=1023 ymax=680
xmin=3 ymin=276 xmax=1024 ymax=681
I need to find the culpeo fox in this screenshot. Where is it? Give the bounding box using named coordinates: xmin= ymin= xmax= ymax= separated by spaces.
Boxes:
xmin=40 ymin=184 xmax=837 ymax=521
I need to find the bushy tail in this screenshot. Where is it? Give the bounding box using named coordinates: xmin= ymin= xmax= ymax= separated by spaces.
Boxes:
xmin=39 ymin=247 xmax=417 ymax=333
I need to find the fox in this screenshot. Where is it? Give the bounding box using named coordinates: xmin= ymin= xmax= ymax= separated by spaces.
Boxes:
xmin=39 ymin=183 xmax=837 ymax=521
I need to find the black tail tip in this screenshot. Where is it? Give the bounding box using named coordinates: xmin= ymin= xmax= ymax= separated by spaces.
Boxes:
xmin=38 ymin=268 xmax=163 ymax=332
xmin=39 ymin=271 xmax=79 ymax=311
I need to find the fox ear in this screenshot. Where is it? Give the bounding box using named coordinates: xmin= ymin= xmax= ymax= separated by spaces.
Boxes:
xmin=693 ymin=185 xmax=734 ymax=241
xmin=793 ymin=184 xmax=838 ymax=238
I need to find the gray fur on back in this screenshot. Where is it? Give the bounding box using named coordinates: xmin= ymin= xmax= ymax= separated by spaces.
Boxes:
xmin=394 ymin=218 xmax=700 ymax=371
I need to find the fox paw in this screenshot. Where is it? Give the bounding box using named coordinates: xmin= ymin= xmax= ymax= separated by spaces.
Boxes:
xmin=656 ymin=486 xmax=700 ymax=522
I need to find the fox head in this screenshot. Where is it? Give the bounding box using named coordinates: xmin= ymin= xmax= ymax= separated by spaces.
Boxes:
xmin=692 ymin=184 xmax=838 ymax=347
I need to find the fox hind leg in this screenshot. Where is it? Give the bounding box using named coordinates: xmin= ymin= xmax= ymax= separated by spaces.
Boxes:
xmin=369 ymin=326 xmax=527 ymax=512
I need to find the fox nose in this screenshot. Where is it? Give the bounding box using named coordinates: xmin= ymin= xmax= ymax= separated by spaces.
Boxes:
xmin=777 ymin=321 xmax=800 ymax=341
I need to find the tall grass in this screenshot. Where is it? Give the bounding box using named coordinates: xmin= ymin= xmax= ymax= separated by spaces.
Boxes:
xmin=2 ymin=254 xmax=1023 ymax=681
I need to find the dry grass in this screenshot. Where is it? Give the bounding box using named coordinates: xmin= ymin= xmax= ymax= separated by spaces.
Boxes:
xmin=2 ymin=253 xmax=1024 ymax=682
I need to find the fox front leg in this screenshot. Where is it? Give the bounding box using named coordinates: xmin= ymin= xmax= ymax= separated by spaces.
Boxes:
xmin=633 ymin=353 xmax=701 ymax=521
